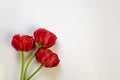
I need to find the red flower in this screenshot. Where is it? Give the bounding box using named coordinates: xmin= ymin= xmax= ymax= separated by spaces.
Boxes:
xmin=35 ymin=48 xmax=60 ymax=68
xmin=34 ymin=28 xmax=57 ymax=48
xmin=12 ymin=34 xmax=35 ymax=51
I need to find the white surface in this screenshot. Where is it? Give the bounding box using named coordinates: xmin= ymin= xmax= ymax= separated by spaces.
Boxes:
xmin=0 ymin=64 xmax=5 ymax=80
xmin=0 ymin=0 xmax=120 ymax=80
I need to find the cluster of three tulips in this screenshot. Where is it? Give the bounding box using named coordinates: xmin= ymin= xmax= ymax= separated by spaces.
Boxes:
xmin=11 ymin=28 xmax=60 ymax=80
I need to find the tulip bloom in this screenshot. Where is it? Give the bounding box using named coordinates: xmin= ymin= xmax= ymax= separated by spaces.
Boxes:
xmin=34 ymin=28 xmax=57 ymax=48
xmin=12 ymin=34 xmax=35 ymax=51
xmin=36 ymin=48 xmax=60 ymax=68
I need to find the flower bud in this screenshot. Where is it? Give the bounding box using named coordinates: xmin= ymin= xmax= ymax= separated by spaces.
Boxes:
xmin=12 ymin=34 xmax=35 ymax=51
xmin=34 ymin=28 xmax=57 ymax=48
xmin=35 ymin=48 xmax=60 ymax=68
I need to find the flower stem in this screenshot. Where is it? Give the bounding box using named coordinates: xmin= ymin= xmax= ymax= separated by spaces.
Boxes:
xmin=27 ymin=65 xmax=43 ymax=80
xmin=23 ymin=45 xmax=41 ymax=80
xmin=20 ymin=51 xmax=25 ymax=80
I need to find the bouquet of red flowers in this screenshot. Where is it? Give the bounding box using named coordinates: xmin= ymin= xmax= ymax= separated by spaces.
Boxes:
xmin=11 ymin=28 xmax=60 ymax=80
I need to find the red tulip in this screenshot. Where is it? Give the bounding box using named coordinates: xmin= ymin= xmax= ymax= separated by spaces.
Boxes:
xmin=34 ymin=28 xmax=57 ymax=48
xmin=35 ymin=48 xmax=60 ymax=68
xmin=12 ymin=34 xmax=35 ymax=51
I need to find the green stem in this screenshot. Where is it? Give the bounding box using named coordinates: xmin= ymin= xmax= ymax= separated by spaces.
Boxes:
xmin=23 ymin=45 xmax=41 ymax=80
xmin=20 ymin=51 xmax=25 ymax=80
xmin=27 ymin=65 xmax=43 ymax=80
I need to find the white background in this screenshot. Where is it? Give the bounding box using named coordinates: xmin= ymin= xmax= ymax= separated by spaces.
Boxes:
xmin=0 ymin=0 xmax=120 ymax=80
